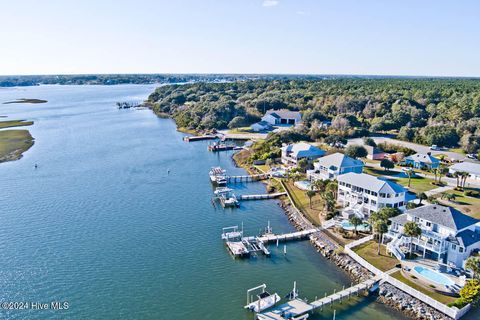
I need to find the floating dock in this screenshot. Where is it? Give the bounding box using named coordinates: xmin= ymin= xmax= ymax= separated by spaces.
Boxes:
xmin=208 ymin=143 xmax=236 ymax=152
xmin=183 ymin=135 xmax=217 ymax=142
xmin=256 ymin=276 xmax=382 ymax=320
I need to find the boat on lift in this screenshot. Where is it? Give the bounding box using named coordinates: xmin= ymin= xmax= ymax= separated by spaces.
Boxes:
xmin=209 ymin=167 xmax=227 ymax=186
xmin=244 ymin=284 xmax=281 ymax=313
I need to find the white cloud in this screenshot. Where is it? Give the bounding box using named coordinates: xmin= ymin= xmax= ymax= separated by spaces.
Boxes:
xmin=262 ymin=0 xmax=279 ymax=7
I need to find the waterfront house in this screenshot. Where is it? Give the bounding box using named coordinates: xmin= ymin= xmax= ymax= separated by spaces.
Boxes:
xmin=405 ymin=153 xmax=440 ymax=170
xmin=250 ymin=121 xmax=273 ymax=132
xmin=337 ymin=172 xmax=407 ymax=218
xmin=307 ymin=152 xmax=364 ymax=181
xmin=449 ymin=162 xmax=480 ymax=181
xmin=387 ymin=204 xmax=480 ymax=269
xmin=364 ymin=145 xmax=386 ymax=160
xmin=261 ymin=109 xmax=302 ymax=126
xmin=281 ymin=142 xmax=325 ymax=166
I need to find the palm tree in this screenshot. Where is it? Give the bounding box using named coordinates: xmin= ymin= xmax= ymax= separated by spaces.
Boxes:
xmin=432 ymin=168 xmax=438 ymax=183
xmin=403 ymin=221 xmax=422 ymax=258
xmin=437 ymin=165 xmax=446 ymax=184
xmin=374 ymin=220 xmax=388 ymax=255
xmin=326 ymin=180 xmax=338 ymax=200
xmin=465 ymin=257 xmax=480 ymax=280
xmin=461 ymin=171 xmax=469 ymax=188
xmin=405 ymin=168 xmax=414 ymax=188
xmin=349 ymin=216 xmax=362 ymax=235
xmin=306 ymin=190 xmax=316 ymax=208
xmin=312 ymin=179 xmax=326 ymax=193
xmin=454 ymin=171 xmax=461 ymax=188
xmin=418 ymin=192 xmax=427 ymax=205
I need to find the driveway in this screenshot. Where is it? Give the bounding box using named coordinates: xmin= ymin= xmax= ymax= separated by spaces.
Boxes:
xmin=347 ymin=136 xmax=475 ymax=162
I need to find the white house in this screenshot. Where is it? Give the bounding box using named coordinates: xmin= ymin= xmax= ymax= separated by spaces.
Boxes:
xmin=387 ymin=204 xmax=480 ymax=269
xmin=281 ymin=142 xmax=325 ymax=166
xmin=337 ymin=172 xmax=407 ymax=218
xmin=307 ymin=153 xmax=364 ymax=181
xmin=250 ymin=121 xmax=273 ymax=132
xmin=261 ymin=109 xmax=302 ymax=126
xmin=449 ymin=162 xmax=480 ymax=180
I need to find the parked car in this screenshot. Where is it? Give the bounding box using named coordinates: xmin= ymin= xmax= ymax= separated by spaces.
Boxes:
xmin=467 ymin=154 xmax=478 ymax=160
xmin=430 ymin=145 xmax=441 ymax=151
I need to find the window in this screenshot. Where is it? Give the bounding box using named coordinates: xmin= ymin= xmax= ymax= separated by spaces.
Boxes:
xmin=371 ymin=192 xmax=378 ymax=197
xmin=426 ymin=222 xmax=431 ymax=227
xmin=386 ymin=203 xmax=392 ymax=208
xmin=459 ymin=247 xmax=464 ymax=253
xmin=371 ymin=200 xmax=377 ymax=206
xmin=398 ymin=201 xmax=404 ymax=207
xmin=452 ymin=244 xmax=456 ymax=250
xmin=380 ymin=193 xmax=386 ymax=198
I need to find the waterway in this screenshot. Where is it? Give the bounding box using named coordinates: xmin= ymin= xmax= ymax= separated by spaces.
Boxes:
xmin=0 ymin=85 xmax=470 ymax=319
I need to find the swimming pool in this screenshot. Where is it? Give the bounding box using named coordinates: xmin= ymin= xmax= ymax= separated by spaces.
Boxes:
xmin=413 ymin=266 xmax=454 ymax=286
xmin=294 ymin=180 xmax=312 ymax=190
xmin=340 ymin=220 xmax=370 ymax=232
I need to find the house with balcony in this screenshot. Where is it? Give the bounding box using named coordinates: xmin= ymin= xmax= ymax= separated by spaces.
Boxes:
xmin=387 ymin=204 xmax=480 ymax=269
xmin=281 ymin=142 xmax=325 ymax=166
xmin=307 ymin=152 xmax=364 ymax=181
xmin=337 ymin=172 xmax=407 ymax=219
xmin=405 ymin=153 xmax=440 ymax=170
xmin=261 ymin=109 xmax=302 ymax=126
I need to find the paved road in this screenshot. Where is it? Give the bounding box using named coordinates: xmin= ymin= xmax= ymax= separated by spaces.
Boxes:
xmin=347 ymin=136 xmax=475 ymax=162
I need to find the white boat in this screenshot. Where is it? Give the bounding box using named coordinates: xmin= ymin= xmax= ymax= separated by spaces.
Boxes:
xmin=245 ymin=284 xmax=281 ymax=313
xmin=209 ymin=167 xmax=227 ymax=185
xmin=214 ymin=187 xmax=233 ymax=195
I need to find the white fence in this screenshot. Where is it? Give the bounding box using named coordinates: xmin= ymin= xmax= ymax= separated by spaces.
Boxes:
xmin=383 ymin=274 xmax=470 ymax=320
xmin=344 ymin=235 xmax=383 ymax=276
xmin=345 ymin=235 xmax=472 ymax=319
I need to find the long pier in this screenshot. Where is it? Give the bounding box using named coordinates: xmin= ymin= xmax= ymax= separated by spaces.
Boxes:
xmin=256 ymin=275 xmax=382 ymax=320
xmin=239 ymin=192 xmax=286 ymax=201
xmin=227 ymin=173 xmax=270 ymax=183
xmin=183 ymin=135 xmax=217 ymax=142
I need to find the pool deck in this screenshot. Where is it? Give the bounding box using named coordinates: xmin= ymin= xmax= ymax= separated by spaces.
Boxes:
xmin=402 ymin=259 xmax=465 ymax=289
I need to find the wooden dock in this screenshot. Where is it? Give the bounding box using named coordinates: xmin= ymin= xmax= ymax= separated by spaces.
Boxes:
xmin=257 ymin=228 xmax=318 ymax=242
xmin=183 ymin=135 xmax=217 ymax=142
xmin=227 ymin=173 xmax=270 ymax=183
xmin=256 ymin=276 xmax=382 ymax=320
xmin=239 ymin=192 xmax=286 ymax=201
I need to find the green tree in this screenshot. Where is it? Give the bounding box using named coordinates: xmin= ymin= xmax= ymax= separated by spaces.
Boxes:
xmin=458 ymin=279 xmax=480 ymax=306
xmin=374 ymin=220 xmax=388 ymax=255
xmin=345 ymin=145 xmax=368 ymax=159
xmin=403 ymin=221 xmax=421 ymax=257
xmin=363 ymin=137 xmax=377 ymax=147
xmin=349 ymin=216 xmax=363 ymax=235
xmin=380 ymin=158 xmax=394 ymax=171
xmin=297 ymin=158 xmax=309 ymax=172
xmin=465 ymin=257 xmax=480 ymax=280
xmin=418 ymin=192 xmax=427 ymax=205
xmin=306 ymin=190 xmax=316 ymax=209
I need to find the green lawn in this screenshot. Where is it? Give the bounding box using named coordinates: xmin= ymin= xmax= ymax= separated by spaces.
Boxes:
xmin=363 ymin=165 xmax=401 ymax=177
xmin=228 ymin=127 xmax=253 ymax=134
xmin=0 ymin=129 xmax=34 ymax=162
xmin=390 ymin=270 xmax=456 ymax=305
xmin=353 ymin=240 xmax=398 ymax=272
xmin=391 ymin=176 xmax=438 ymax=193
xmin=0 ymin=120 xmax=34 ymax=129
xmin=283 ymin=180 xmax=322 ymax=225
xmin=436 ymin=189 xmax=480 ymax=218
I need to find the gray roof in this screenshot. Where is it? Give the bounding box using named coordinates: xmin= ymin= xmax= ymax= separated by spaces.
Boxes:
xmin=455 ymin=229 xmax=480 ymax=247
xmin=266 ymin=109 xmax=302 ymax=120
xmin=315 ymin=152 xmax=364 ymax=170
xmin=337 ymin=172 xmax=406 ymax=193
xmin=450 ymin=162 xmax=480 ymax=176
xmin=406 ymin=153 xmax=440 ymax=164
xmin=389 ymin=213 xmax=408 ymax=226
xmin=404 ymin=204 xmax=478 ymax=231
xmin=252 ymin=121 xmax=272 ymax=127
xmin=282 ymin=142 xmax=325 ymax=158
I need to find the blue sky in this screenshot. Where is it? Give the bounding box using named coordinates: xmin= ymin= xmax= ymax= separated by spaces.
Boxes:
xmin=1 ymin=0 xmax=479 ymax=76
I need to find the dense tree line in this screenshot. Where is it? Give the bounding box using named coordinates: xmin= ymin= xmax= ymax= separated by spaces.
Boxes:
xmin=148 ymin=78 xmax=480 ymax=152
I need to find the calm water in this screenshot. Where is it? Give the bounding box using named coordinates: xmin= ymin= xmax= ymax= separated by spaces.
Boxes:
xmin=0 ymin=85 xmax=423 ymax=319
